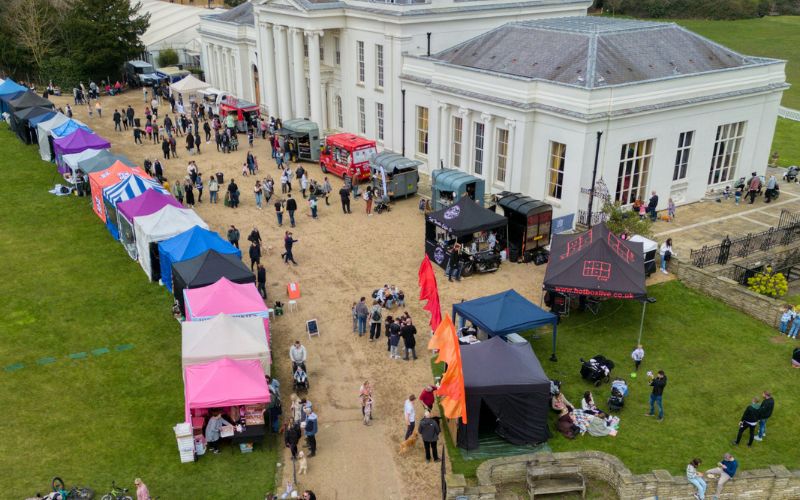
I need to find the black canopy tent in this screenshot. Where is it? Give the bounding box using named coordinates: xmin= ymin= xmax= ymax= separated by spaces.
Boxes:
xmin=7 ymin=91 xmax=54 ymax=114
xmin=543 ymin=224 xmax=652 ymax=342
xmin=12 ymin=106 xmax=54 ymax=143
xmin=172 ymin=250 xmax=255 ymax=313
xmin=457 ymin=337 xmax=551 ymax=450
xmin=425 ymin=196 xmax=508 ymax=270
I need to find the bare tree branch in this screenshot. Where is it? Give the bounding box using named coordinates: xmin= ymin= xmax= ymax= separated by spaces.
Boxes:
xmin=7 ymin=0 xmax=57 ymax=70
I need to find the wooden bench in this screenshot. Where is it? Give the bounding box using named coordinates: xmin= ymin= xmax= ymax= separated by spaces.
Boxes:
xmin=527 ymin=464 xmax=586 ymax=499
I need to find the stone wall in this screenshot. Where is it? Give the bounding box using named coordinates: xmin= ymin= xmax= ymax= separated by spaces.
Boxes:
xmin=446 ymin=451 xmax=800 ymax=500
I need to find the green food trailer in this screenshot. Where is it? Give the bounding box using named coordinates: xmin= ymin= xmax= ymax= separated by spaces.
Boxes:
xmin=277 ymin=119 xmax=321 ymax=162
xmin=369 ymin=151 xmax=421 ymax=199
xmin=430 ymin=168 xmax=485 ymax=210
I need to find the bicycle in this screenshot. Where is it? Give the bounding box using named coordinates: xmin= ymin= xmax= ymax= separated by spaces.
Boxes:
xmin=100 ymin=481 xmax=132 ymax=500
xmin=51 ymin=477 xmax=95 ymax=499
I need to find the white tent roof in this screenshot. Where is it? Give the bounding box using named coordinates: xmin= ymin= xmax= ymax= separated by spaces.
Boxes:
xmin=170 ymin=74 xmax=211 ymax=95
xmin=62 ymin=148 xmax=103 ymax=171
xmin=138 ymin=0 xmax=207 ymax=53
xmin=36 ymin=113 xmax=69 ymax=161
xmin=133 ymin=205 xmax=208 ymax=280
xmin=630 ymin=234 xmax=658 ymax=254
xmin=182 ymin=314 xmax=270 ymax=372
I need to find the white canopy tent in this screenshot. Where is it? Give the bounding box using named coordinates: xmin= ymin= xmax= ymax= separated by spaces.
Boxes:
xmin=36 ymin=113 xmax=69 ymax=161
xmin=181 ymin=314 xmax=270 ymax=373
xmin=133 ymin=205 xmax=208 ymax=281
xmin=169 ymin=74 xmax=211 ymax=96
xmin=62 ymin=148 xmax=104 ymax=173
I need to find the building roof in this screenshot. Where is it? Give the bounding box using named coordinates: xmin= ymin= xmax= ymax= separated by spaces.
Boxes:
xmin=261 ymin=0 xmax=589 ymax=17
xmin=210 ymin=0 xmax=255 ymax=25
xmin=431 ymin=16 xmax=776 ymax=88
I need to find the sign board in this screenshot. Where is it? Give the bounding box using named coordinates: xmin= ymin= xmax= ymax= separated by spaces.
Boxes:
xmin=552 ymin=214 xmax=575 ymax=235
xmin=306 ymin=319 xmax=319 ymax=338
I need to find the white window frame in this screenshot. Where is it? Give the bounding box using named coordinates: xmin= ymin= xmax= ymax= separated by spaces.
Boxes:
xmin=709 ymin=121 xmax=746 ymax=185
xmin=358 ymin=97 xmax=366 ymax=135
xmin=474 ymin=122 xmax=485 ymax=175
xmin=356 ymin=41 xmax=365 ymax=84
xmin=376 ymin=44 xmax=384 ymax=89
xmin=673 ymin=131 xmax=694 ymax=181
xmin=376 ymin=102 xmax=384 ymax=141
xmin=452 ymin=116 xmax=463 ymax=168
xmin=335 ymin=95 xmax=343 ymax=129
xmin=334 ymin=36 xmax=340 ymax=65
xmin=495 ymin=128 xmax=509 ymax=183
xmin=615 ymin=139 xmax=654 ymax=205
xmin=416 ymin=106 xmax=429 ymax=156
xmin=547 ymin=141 xmax=566 ymax=200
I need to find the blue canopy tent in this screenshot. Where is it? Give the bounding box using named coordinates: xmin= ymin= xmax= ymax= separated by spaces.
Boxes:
xmin=0 ymin=79 xmax=27 ymax=113
xmin=158 ymin=226 xmax=242 ymax=292
xmin=51 ymin=119 xmax=92 ymax=139
xmin=102 ymin=175 xmax=168 ymax=240
xmin=452 ymin=289 xmax=559 ymax=361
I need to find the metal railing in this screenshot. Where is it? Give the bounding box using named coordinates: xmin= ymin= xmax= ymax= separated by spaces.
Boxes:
xmin=690 ymin=210 xmax=800 ymax=268
xmin=577 ymin=209 xmax=609 ymax=227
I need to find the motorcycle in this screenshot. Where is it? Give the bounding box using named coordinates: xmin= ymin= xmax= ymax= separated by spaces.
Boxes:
xmin=460 ymin=250 xmax=501 ymax=277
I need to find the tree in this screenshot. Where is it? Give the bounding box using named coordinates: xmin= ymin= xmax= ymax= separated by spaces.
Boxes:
xmin=6 ymin=0 xmax=59 ymax=71
xmin=63 ymin=0 xmax=150 ymax=81
xmin=157 ymin=48 xmax=179 ymax=68
xmin=602 ymin=201 xmax=653 ymax=238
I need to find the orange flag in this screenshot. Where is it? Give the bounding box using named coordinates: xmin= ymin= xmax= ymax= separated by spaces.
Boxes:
xmin=428 ymin=314 xmax=458 ymax=364
xmin=428 ymin=313 xmax=468 ymax=423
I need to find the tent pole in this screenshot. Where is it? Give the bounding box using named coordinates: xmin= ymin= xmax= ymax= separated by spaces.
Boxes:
xmin=549 ymin=322 xmax=557 ymax=362
xmin=637 ymin=301 xmax=647 ymax=345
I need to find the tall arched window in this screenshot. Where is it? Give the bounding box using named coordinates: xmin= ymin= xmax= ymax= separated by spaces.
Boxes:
xmin=335 ymin=96 xmax=343 ymax=129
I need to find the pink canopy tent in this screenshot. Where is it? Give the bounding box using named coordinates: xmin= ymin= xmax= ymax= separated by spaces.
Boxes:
xmin=183 ymin=357 xmax=270 ymax=422
xmin=117 ymin=189 xmax=182 ymax=222
xmin=184 ymin=277 xmax=270 ymax=345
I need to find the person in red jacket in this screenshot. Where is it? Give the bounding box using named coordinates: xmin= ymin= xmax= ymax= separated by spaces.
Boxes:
xmin=419 ymin=385 xmax=436 ymax=412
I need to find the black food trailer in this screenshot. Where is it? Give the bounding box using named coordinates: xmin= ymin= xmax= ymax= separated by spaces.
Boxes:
xmin=425 ymin=197 xmax=508 ymax=276
xmin=430 ymin=168 xmax=485 ymax=210
xmin=369 ymin=150 xmax=420 ymax=200
xmin=496 ymin=192 xmax=553 ymax=263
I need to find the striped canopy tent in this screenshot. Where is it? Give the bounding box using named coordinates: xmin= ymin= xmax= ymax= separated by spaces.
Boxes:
xmin=89 ymin=162 xmax=149 ymax=224
xmin=102 ymin=175 xmax=169 ymax=240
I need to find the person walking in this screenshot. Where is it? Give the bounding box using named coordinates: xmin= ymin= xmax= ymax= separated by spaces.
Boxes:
xmin=645 ymin=370 xmax=667 ymax=421
xmin=323 ymin=177 xmax=332 ymax=206
xmin=659 ymin=238 xmax=675 ymax=275
xmin=227 ymin=225 xmax=240 ymax=249
xmin=355 ymin=297 xmax=369 ymax=336
xmin=282 ymin=231 xmax=298 ymax=265
xmin=303 ymin=407 xmax=318 ymax=457
xmin=339 ymin=185 xmax=351 ymax=214
xmin=755 ymin=391 xmax=774 ymax=441
xmin=369 ymin=301 xmax=382 ymax=341
xmin=359 ymin=380 xmax=373 ymax=424
xmin=195 ymin=174 xmax=204 ymax=203
xmin=275 ymin=199 xmax=285 ymax=226
xmin=704 ymin=453 xmax=738 ymax=499
xmin=256 ymin=263 xmax=267 ymax=299
xmin=631 ymin=344 xmax=645 ymax=371
xmin=254 ymin=180 xmax=263 ymax=209
xmin=418 ymin=411 xmax=440 ymax=462
xmin=401 ymin=318 xmax=417 ymax=361
xmin=388 ymin=319 xmax=401 ymax=360
xmin=286 ymin=194 xmax=298 ymax=228
xmin=208 ymin=176 xmax=219 ymax=204
xmin=284 ymin=419 xmax=301 ymax=459
xmin=403 ymin=395 xmax=417 ymax=440
xmin=249 ymin=239 xmax=261 ymax=271
xmin=686 ymin=458 xmax=707 ymax=500
xmin=732 ymin=397 xmax=761 ymax=447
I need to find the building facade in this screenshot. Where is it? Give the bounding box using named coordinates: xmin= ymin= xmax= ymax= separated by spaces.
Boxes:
xmin=199 ymin=1 xmax=786 ymax=223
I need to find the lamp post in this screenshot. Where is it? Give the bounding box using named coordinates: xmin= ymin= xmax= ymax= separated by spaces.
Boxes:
xmin=586 ymin=131 xmax=603 ymax=227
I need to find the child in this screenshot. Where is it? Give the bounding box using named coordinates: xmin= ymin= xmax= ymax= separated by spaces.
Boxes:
xmin=631 ymin=345 xmax=645 ymax=371
xmin=362 ymin=394 xmax=373 ymax=425
xmin=248 ymin=128 xmax=254 ymax=148
xmin=780 ymin=305 xmax=796 ymax=335
xmin=667 ymin=198 xmax=676 ymax=222
xmin=734 ymin=186 xmax=743 ymax=205
xmin=351 ymin=302 xmax=358 ymax=333
xmin=242 ymin=162 xmax=249 ymax=176
xmin=789 ymin=309 xmax=800 ymax=339
xmin=639 ymin=203 xmax=647 ymax=220
xmin=722 ymin=186 xmax=731 ymax=200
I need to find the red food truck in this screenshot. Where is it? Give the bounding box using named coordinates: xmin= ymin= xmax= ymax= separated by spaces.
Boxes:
xmin=319 ymin=133 xmax=377 ymax=181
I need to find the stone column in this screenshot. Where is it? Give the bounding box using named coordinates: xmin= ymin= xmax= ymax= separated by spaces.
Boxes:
xmin=261 ymin=23 xmax=278 ymax=118
xmin=503 ymin=119 xmax=517 ymax=186
xmin=307 ymin=30 xmax=323 ymax=126
xmin=480 ymin=112 xmax=494 ymax=182
xmin=202 ymin=43 xmax=213 ymax=86
xmin=458 ymin=107 xmax=472 ymax=172
xmin=273 ymin=25 xmax=292 ymax=120
xmin=290 ymin=27 xmax=307 ymax=118
xmin=437 ymin=102 xmax=449 ymax=168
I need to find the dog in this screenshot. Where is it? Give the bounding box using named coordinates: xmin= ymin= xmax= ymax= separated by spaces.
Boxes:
xmin=297 ymin=450 xmax=308 ymax=475
xmin=399 ymin=431 xmax=418 ymax=454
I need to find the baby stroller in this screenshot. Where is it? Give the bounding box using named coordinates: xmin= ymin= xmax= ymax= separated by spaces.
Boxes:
xmin=608 ymin=378 xmax=628 ymax=412
xmin=580 ymin=355 xmax=614 ymax=386
xmin=374 ymin=195 xmax=391 ymax=214
xmin=784 ymin=166 xmax=799 ymax=183
xmin=293 ymin=364 xmax=309 ymax=393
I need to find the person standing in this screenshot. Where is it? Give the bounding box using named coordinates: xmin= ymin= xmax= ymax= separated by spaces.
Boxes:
xmin=369 ymin=301 xmax=382 ymax=341
xmin=355 ymin=297 xmax=369 ymax=336
xmin=227 ymin=225 xmax=240 ymax=249
xmin=134 ymin=478 xmax=150 ymax=500
xmin=732 ymin=397 xmax=761 ymax=448
xmin=686 ymin=458 xmax=706 ymax=500
xmin=323 ymin=177 xmax=332 ymax=206
xmin=153 ymin=160 xmax=163 ymax=181
xmin=401 ymin=318 xmax=417 ymax=361
xmin=765 ymin=175 xmax=778 ymax=203
xmin=755 ymin=391 xmax=774 ymax=441
xmin=388 ymin=318 xmax=401 ymax=359
xmin=403 ymin=395 xmax=417 ymax=440
xmin=284 ymin=419 xmax=301 ymax=459
xmin=275 ymin=199 xmax=285 ymax=226
xmin=645 ymin=370 xmax=667 ymax=421
xmin=254 ymin=180 xmax=263 ymax=209
xmin=418 ymin=411 xmax=440 ymax=462
xmin=419 ymin=385 xmax=436 ymax=412
xmin=339 ymin=185 xmax=351 ymax=214
xmin=659 ymin=238 xmax=675 ymax=275
xmin=286 ymin=194 xmax=298 ymax=228
xmin=172 ymin=180 xmax=184 ymax=205
xmin=208 ymin=176 xmax=219 ymax=204
xmin=195 ymin=174 xmax=204 ymax=203
xmin=779 ymin=305 xmax=795 ymax=335
xmin=256 ymin=263 xmax=267 ymax=299
xmin=282 ymin=231 xmax=298 ymax=265
xmin=309 ymin=196 xmax=318 ymax=219
xmin=303 ymin=407 xmax=318 ymax=457
xmin=364 ymin=186 xmax=374 ymax=215
xmin=113 ymin=109 xmax=122 ymax=131
xmin=205 ymin=410 xmax=234 ymax=454
xmin=747 ymin=172 xmax=761 ymax=204
xmin=631 ymin=344 xmax=645 ymax=371
xmin=126 ymin=105 xmax=135 ymax=128
xmin=249 ymin=239 xmax=261 ymax=271
xmin=704 ymin=453 xmax=737 ymax=499
xmin=228 ymin=179 xmax=240 ymax=208
xmin=648 ymin=190 xmax=659 ymax=221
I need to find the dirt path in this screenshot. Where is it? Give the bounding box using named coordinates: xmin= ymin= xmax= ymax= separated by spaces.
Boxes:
xmin=48 ymin=92 xmax=553 ymax=498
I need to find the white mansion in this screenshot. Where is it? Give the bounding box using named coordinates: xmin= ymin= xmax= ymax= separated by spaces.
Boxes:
xmin=198 ymin=0 xmax=787 ymax=222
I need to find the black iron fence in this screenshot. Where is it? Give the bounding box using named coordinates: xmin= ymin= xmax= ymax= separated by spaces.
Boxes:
xmin=577 ymin=209 xmax=608 ymax=227
xmin=690 ymin=210 xmax=800 ymax=268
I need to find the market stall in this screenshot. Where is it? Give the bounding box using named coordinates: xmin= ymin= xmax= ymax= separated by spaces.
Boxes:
xmin=159 ymin=228 xmax=241 ymax=293
xmin=0 ymin=78 xmax=27 ymax=113
xmin=53 ymin=128 xmax=110 ymax=173
xmin=182 ymin=314 xmax=270 ymax=373
xmin=61 ymin=148 xmax=104 ymax=176
xmin=496 ymin=192 xmax=553 ymax=263
xmin=36 ymin=113 xmax=69 ymax=161
xmin=169 ymin=74 xmax=211 ymax=99
xmin=77 ymin=151 xmax=136 ymax=175
xmin=11 ymin=106 xmax=55 ymax=143
xmin=629 ymin=235 xmax=658 ymax=276
xmin=431 ymin=168 xmax=485 ymax=210
xmin=133 ymin=205 xmax=208 ymax=281
xmin=183 ymin=277 xmax=268 ymax=321
xmin=102 ymin=174 xmax=169 ymax=239
xmin=117 ymin=189 xmax=183 ymax=259
xmin=425 ymin=196 xmax=507 ymax=275
xmin=369 ymin=150 xmax=420 ymax=200
xmin=276 ymin=118 xmax=320 ymax=162
xmin=457 ymin=337 xmax=551 ymax=450
xmin=220 ymin=96 xmax=260 ymax=132
xmin=88 ymin=162 xmax=149 ymax=223
xmin=319 ymin=133 xmax=377 ymax=181
xmin=172 ymin=250 xmax=255 ymax=313
xmin=7 ymin=91 xmax=54 ymax=116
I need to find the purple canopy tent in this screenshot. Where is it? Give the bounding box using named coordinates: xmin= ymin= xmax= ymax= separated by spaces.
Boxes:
xmin=53 ymin=128 xmax=110 ymax=173
xmin=117 ymin=190 xmax=182 ymax=260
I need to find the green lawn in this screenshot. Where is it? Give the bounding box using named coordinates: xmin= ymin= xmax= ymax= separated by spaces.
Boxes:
xmin=0 ymin=127 xmax=277 ymax=498
xmin=444 ymin=280 xmax=798 ymax=478
xmin=772 ymin=117 xmax=800 ymax=167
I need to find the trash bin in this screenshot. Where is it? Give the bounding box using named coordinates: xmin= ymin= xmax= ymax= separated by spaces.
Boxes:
xmin=216 ymin=171 xmax=224 ymax=184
